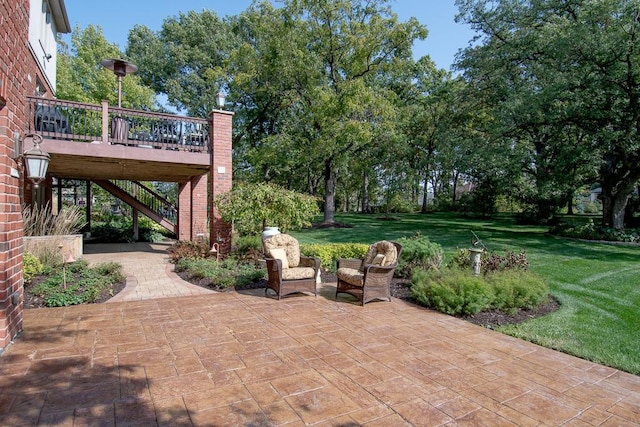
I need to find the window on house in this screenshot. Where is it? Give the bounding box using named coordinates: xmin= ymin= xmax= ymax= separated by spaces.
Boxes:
xmin=34 ymin=77 xmax=46 ymax=97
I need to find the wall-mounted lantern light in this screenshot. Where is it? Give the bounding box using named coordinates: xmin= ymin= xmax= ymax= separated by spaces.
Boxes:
xmin=13 ymin=132 xmax=50 ymax=188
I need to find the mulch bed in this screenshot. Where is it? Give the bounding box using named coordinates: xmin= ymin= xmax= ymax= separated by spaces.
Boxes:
xmin=23 ymin=272 xmax=127 ymax=309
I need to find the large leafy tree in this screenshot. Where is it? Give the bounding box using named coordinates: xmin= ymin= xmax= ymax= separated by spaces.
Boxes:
xmin=277 ymin=0 xmax=427 ymax=223
xmin=456 ymin=0 xmax=640 ymax=228
xmin=57 ymin=25 xmax=156 ymax=109
xmin=128 ymin=0 xmax=427 ymax=223
xmin=398 ymin=58 xmax=465 ymax=213
xmin=126 ymin=10 xmax=238 ymax=117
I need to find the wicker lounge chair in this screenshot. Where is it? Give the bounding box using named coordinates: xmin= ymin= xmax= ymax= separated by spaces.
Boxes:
xmin=336 ymin=240 xmax=402 ymax=306
xmin=263 ymin=233 xmax=320 ymax=300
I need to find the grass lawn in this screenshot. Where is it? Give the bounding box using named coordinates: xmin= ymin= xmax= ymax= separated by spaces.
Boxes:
xmin=291 ymin=212 xmax=640 ymax=375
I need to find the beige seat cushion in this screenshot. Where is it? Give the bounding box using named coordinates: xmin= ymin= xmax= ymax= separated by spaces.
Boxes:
xmin=264 ymin=234 xmax=301 ymax=268
xmin=372 ymin=254 xmax=386 ymax=265
xmin=337 ymin=267 xmax=363 ymax=287
xmin=361 ymin=241 xmax=397 ymax=271
xmin=282 ymin=267 xmax=316 ymax=280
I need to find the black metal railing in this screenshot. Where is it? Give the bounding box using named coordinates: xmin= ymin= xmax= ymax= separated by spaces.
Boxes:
xmin=110 ymin=180 xmax=177 ymax=224
xmin=27 ymin=97 xmax=210 ymax=153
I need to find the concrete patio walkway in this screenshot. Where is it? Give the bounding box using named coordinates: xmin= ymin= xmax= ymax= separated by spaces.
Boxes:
xmin=1 ymin=243 xmax=638 ymax=426
xmin=83 ymin=241 xmax=215 ymax=302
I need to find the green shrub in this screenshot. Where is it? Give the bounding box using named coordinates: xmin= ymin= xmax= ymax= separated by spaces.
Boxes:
xmin=384 ymin=194 xmax=417 ymax=213
xmin=410 ymin=267 xmax=549 ymax=316
xmin=550 ymin=219 xmax=640 ymax=243
xmin=90 ymin=216 xmax=173 ymax=243
xmin=91 ymin=221 xmax=135 ymax=243
xmin=92 ymin=261 xmax=123 ymax=277
xmin=234 ymin=235 xmax=264 ymax=260
xmin=299 ymin=243 xmax=369 ymax=270
xmin=447 ymin=247 xmax=473 ymax=270
xmin=396 ymin=233 xmax=443 ymax=278
xmin=138 ymin=216 xmax=174 ymax=242
xmin=410 ymin=269 xmax=494 ymax=315
xmin=487 ymin=270 xmax=548 ymax=313
xmin=174 ymin=257 xmax=265 ymax=288
xmin=27 ymin=260 xmax=124 ymax=307
xmin=23 ymin=252 xmax=44 ymax=283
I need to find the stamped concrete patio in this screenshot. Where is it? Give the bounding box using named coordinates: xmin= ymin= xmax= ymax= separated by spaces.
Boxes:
xmin=1 ymin=243 xmax=639 ymax=426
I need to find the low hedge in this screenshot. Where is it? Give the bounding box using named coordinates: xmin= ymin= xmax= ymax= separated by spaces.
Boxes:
xmin=300 ymin=243 xmax=369 ymax=270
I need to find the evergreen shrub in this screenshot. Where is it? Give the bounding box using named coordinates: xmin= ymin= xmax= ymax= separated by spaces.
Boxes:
xmin=396 ymin=233 xmax=443 ymax=278
xmin=487 ymin=270 xmax=548 ymax=313
xmin=410 ymin=268 xmax=548 ymax=316
xmin=410 ymin=269 xmax=493 ymax=315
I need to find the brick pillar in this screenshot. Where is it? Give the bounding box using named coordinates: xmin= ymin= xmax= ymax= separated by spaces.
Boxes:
xmin=177 ymin=181 xmax=191 ymax=241
xmin=177 ymin=177 xmax=209 ymax=242
xmin=209 ymin=109 xmax=234 ymax=253
xmin=191 ymin=175 xmax=208 ymax=241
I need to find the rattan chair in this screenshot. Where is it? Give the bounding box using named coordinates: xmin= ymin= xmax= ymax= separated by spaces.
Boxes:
xmin=336 ymin=241 xmax=402 ymax=306
xmin=263 ymin=233 xmax=320 ymax=300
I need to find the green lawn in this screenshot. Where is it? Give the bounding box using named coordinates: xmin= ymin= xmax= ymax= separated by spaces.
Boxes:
xmin=291 ymin=212 xmax=640 ymax=374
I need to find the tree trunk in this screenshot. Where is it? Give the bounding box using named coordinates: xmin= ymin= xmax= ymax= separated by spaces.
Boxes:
xmin=601 ymin=191 xmax=630 ymax=229
xmin=421 ymin=170 xmax=429 ymax=213
xmin=566 ymin=191 xmax=574 ymax=215
xmin=601 ymin=179 xmax=636 ymax=229
xmin=323 ymin=159 xmax=336 ymax=223
xmin=362 ymin=173 xmax=370 ymax=213
xmin=452 ymin=171 xmax=460 ymax=206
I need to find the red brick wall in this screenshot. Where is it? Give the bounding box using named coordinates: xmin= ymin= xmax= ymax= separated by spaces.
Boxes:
xmin=176 ymin=111 xmax=233 ymax=247
xmin=0 ymin=0 xmax=31 ymax=350
xmin=209 ymin=110 xmax=233 ymax=253
xmin=177 ymin=181 xmax=191 ymax=240
xmin=191 ymin=175 xmax=208 ymax=240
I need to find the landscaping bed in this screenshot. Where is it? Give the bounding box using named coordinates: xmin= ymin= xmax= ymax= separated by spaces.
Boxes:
xmin=178 ymin=268 xmax=561 ymax=329
xmin=23 ymin=261 xmax=126 ymax=309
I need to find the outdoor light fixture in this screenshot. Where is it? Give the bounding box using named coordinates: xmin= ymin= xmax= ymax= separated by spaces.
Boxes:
xmin=215 ymin=91 xmax=226 ymax=109
xmin=13 ymin=132 xmax=50 ymax=188
xmin=209 ymin=242 xmax=220 ymax=262
xmin=100 ymin=58 xmax=138 ymax=107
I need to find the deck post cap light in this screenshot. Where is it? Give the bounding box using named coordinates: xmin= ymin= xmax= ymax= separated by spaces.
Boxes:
xmin=215 ymin=91 xmax=226 ymax=109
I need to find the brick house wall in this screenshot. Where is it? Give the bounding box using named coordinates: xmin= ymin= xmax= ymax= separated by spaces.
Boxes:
xmin=0 ymin=0 xmax=65 ymax=351
xmin=1 ymin=0 xmax=31 ymax=350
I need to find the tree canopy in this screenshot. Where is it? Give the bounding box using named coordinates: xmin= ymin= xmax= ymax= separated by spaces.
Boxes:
xmin=55 ymin=0 xmax=640 ymax=231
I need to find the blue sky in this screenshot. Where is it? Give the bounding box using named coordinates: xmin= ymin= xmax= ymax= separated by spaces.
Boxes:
xmin=62 ymin=0 xmax=476 ymax=71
